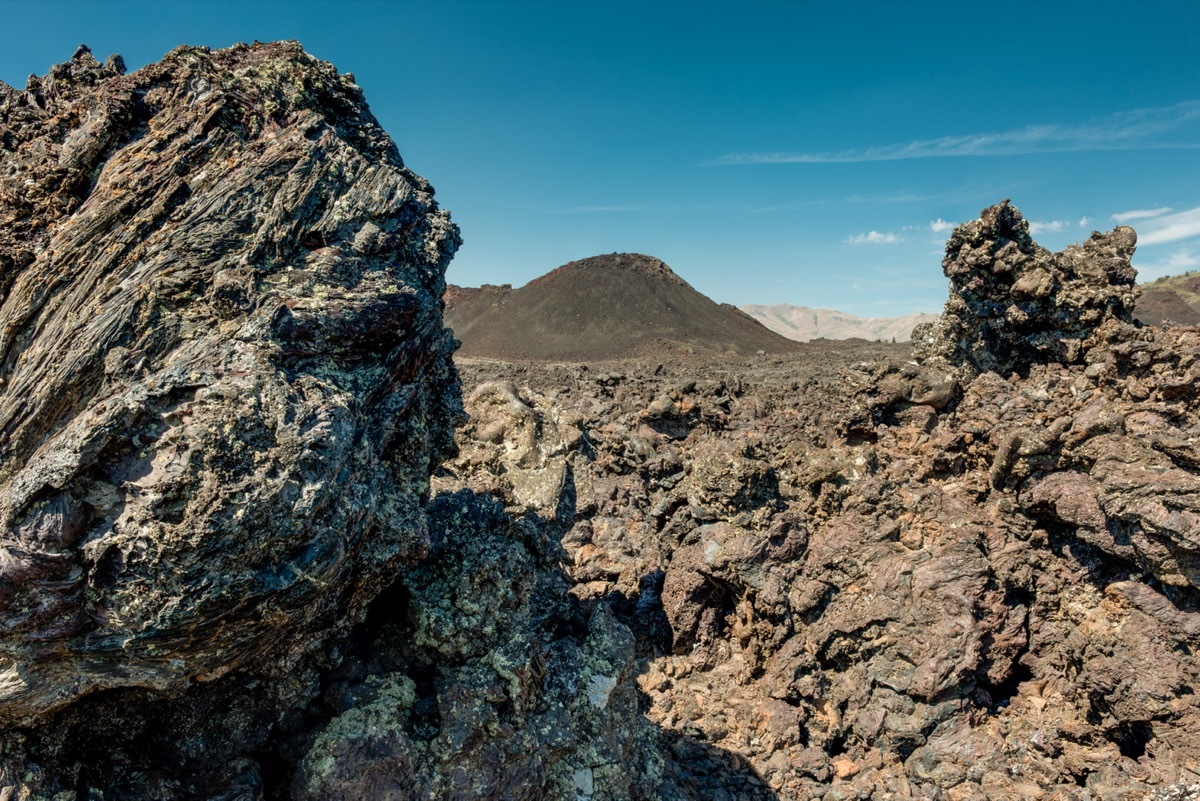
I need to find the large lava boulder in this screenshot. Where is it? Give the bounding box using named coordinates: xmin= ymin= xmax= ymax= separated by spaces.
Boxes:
xmin=914 ymin=200 xmax=1138 ymax=374
xmin=0 ymin=42 xmax=461 ymax=719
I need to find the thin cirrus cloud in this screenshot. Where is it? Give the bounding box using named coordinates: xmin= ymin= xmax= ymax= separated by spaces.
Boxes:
xmin=1162 ymin=249 xmax=1199 ymax=270
xmin=1111 ymin=207 xmax=1173 ymax=223
xmin=846 ymin=230 xmax=901 ymax=245
xmin=706 ymin=101 xmax=1200 ymax=165
xmin=1108 ymin=208 xmax=1176 ymax=224
xmin=1133 ymin=206 xmax=1200 ymax=246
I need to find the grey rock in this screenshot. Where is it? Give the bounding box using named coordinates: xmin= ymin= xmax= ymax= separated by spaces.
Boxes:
xmin=0 ymin=41 xmax=460 ymax=718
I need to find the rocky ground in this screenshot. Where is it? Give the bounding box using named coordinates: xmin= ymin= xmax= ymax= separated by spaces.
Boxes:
xmin=435 ymin=207 xmax=1200 ymax=799
xmin=2 ymin=40 xmax=1198 ymax=801
xmin=441 ymin=325 xmax=1200 ymax=799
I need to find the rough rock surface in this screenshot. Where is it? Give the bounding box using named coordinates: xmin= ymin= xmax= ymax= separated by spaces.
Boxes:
xmin=0 ymin=40 xmax=463 ymax=717
xmin=443 ymin=205 xmax=1200 ymax=799
xmin=6 ymin=46 xmax=1200 ymax=800
xmin=0 ymin=42 xmax=669 ymax=801
xmin=914 ymin=200 xmax=1139 ymax=376
xmin=292 ymin=491 xmax=662 ymax=801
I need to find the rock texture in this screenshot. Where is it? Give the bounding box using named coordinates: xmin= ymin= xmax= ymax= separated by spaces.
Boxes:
xmin=445 ymin=253 xmax=801 ymax=360
xmin=444 ymin=204 xmax=1200 ymax=798
xmin=6 ymin=46 xmax=1200 ymax=801
xmin=914 ymin=200 xmax=1139 ymax=376
xmin=292 ymin=491 xmax=662 ymax=801
xmin=0 ymin=34 xmax=466 ymax=788
xmin=740 ymin=304 xmax=937 ymax=343
xmin=0 ymin=42 xmax=672 ymax=801
xmin=0 ymin=40 xmax=464 ymax=718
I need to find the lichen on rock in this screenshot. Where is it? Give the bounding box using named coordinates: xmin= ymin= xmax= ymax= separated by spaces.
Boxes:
xmin=0 ymin=40 xmax=461 ymax=718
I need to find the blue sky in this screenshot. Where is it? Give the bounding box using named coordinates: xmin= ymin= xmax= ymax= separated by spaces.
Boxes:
xmin=2 ymin=0 xmax=1198 ymax=316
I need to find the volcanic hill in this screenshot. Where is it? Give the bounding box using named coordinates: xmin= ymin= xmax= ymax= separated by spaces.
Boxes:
xmin=445 ymin=253 xmax=800 ymax=360
xmin=1135 ymin=271 xmax=1200 ymax=326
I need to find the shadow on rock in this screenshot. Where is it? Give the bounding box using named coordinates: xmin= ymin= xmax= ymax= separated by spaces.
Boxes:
xmin=659 ymin=728 xmax=780 ymax=801
xmin=286 ymin=489 xmax=778 ymax=800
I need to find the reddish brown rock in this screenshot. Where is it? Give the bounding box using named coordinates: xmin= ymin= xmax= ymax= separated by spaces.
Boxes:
xmin=441 ymin=205 xmax=1200 ymax=798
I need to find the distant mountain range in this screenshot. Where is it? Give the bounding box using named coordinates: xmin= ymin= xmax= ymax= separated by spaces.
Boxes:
xmin=444 ymin=253 xmax=800 ymax=361
xmin=739 ymin=304 xmax=938 ymax=342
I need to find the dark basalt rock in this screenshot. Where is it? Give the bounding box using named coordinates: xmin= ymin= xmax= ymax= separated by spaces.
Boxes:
xmin=0 ymin=41 xmax=461 ymax=719
xmin=0 ymin=42 xmax=671 ymax=801
xmin=914 ymin=200 xmax=1139 ymax=375
xmin=6 ymin=42 xmax=1200 ymax=801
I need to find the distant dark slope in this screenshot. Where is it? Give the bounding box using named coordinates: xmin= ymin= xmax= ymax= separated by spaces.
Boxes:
xmin=443 ymin=283 xmax=513 ymax=341
xmin=1136 ymin=273 xmax=1200 ymax=326
xmin=445 ymin=253 xmax=800 ymax=360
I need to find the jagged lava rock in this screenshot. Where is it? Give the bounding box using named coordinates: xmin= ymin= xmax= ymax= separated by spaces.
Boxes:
xmin=914 ymin=200 xmax=1138 ymax=374
xmin=293 ymin=491 xmax=662 ymax=801
xmin=0 ymin=42 xmax=460 ymax=718
xmin=443 ymin=201 xmax=1200 ymax=797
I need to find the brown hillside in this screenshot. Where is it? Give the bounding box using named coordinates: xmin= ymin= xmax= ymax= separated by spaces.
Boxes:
xmin=445 ymin=253 xmax=800 ymax=360
xmin=1135 ymin=273 xmax=1200 ymax=326
xmin=443 ymin=283 xmax=513 ymax=332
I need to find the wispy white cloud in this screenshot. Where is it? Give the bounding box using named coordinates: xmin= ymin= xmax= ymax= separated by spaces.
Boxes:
xmin=846 ymin=230 xmax=901 ymax=245
xmin=929 ymin=218 xmax=958 ymax=233
xmin=1164 ymin=249 xmax=1199 ymax=270
xmin=1136 ymin=206 xmax=1200 ymax=246
xmin=1029 ymin=220 xmax=1069 ymax=234
xmin=1135 ymin=247 xmax=1199 ymax=280
xmin=1112 ymin=207 xmax=1173 ymax=223
xmin=1079 ymin=216 xmax=1091 ymax=228
xmin=706 ymin=101 xmax=1200 ymax=165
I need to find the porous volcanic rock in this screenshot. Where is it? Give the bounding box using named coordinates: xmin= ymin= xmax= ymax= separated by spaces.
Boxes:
xmin=0 ymin=42 xmax=462 ymax=717
xmin=9 ymin=44 xmax=1200 ymax=800
xmin=444 ymin=206 xmax=1200 ymax=798
xmin=445 ymin=253 xmax=801 ymax=360
xmin=0 ymin=42 xmax=677 ymax=801
xmin=914 ymin=200 xmax=1139 ymax=375
xmin=292 ymin=490 xmax=663 ymax=801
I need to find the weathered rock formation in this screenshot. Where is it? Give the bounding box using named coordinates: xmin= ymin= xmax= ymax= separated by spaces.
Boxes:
xmin=6 ymin=43 xmax=1200 ymax=800
xmin=0 ymin=41 xmax=673 ymax=801
xmin=914 ymin=200 xmax=1139 ymax=375
xmin=292 ymin=490 xmax=662 ymax=801
xmin=0 ymin=40 xmax=462 ymax=719
xmin=445 ymin=204 xmax=1200 ymax=798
